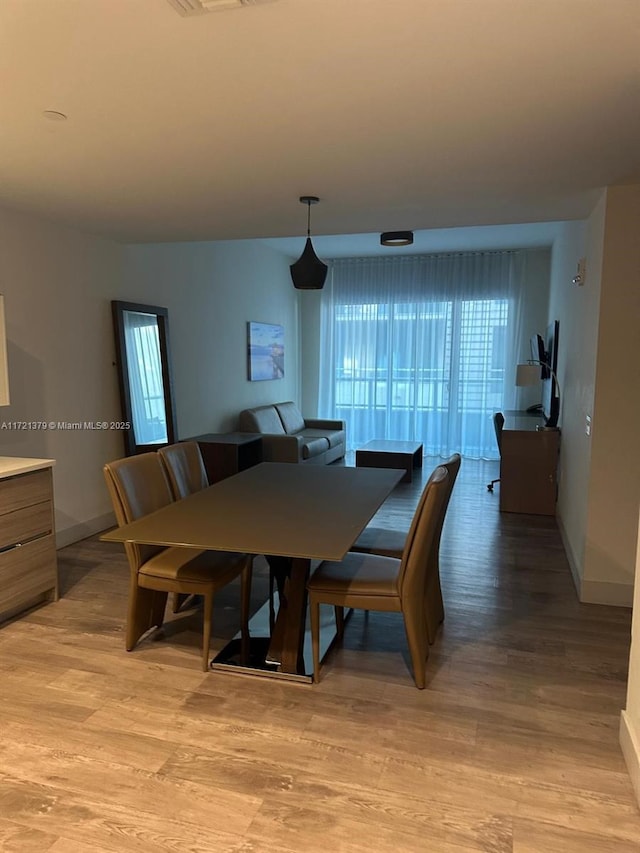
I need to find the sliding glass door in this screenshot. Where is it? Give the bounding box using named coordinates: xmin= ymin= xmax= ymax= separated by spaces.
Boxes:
xmin=319 ymin=252 xmax=524 ymax=459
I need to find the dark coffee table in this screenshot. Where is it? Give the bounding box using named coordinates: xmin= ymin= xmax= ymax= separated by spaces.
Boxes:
xmin=355 ymin=439 xmax=423 ymax=483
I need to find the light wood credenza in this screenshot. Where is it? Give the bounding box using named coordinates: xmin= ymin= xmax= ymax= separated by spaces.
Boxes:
xmin=0 ymin=457 xmax=58 ymax=623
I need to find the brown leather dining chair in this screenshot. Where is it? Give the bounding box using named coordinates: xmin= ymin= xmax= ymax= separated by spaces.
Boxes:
xmin=350 ymin=453 xmax=461 ymax=643
xmin=158 ymin=440 xmax=211 ymax=612
xmin=158 ymin=441 xmax=208 ymax=500
xmin=307 ymin=465 xmax=450 ymax=689
xmin=103 ymin=452 xmax=252 ymax=671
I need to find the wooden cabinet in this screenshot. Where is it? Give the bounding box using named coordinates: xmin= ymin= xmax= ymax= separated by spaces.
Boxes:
xmin=184 ymin=433 xmax=262 ymax=484
xmin=0 ymin=461 xmax=57 ymax=622
xmin=499 ymin=417 xmax=560 ymax=515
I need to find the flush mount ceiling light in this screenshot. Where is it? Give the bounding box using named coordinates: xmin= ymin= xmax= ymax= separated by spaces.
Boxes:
xmin=290 ymin=196 xmax=328 ymax=291
xmin=380 ymin=231 xmax=414 ymax=247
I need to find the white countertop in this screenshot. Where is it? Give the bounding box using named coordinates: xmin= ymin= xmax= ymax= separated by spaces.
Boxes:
xmin=0 ymin=457 xmax=56 ymax=479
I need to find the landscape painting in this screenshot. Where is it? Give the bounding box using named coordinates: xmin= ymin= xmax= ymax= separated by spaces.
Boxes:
xmin=247 ymin=321 xmax=285 ymax=381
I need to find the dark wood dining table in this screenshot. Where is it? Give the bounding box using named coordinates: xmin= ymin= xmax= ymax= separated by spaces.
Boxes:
xmin=101 ymin=461 xmax=403 ymax=682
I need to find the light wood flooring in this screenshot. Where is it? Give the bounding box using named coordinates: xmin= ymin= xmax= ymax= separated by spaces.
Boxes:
xmin=0 ymin=457 xmax=638 ymax=852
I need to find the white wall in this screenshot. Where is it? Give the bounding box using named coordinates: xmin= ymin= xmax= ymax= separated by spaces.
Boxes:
xmin=512 ymin=249 xmax=553 ymax=412
xmin=621 ymin=511 xmax=640 ymax=805
xmin=299 ymin=288 xmax=323 ymax=418
xmin=0 ymin=208 xmax=300 ymax=545
xmin=124 ymin=240 xmax=300 ymax=437
xmin=548 ymin=210 xmax=599 ymax=591
xmin=551 ymin=185 xmax=640 ymax=607
xmin=583 ymin=185 xmax=640 ymax=604
xmin=0 ymin=206 xmax=127 ymax=544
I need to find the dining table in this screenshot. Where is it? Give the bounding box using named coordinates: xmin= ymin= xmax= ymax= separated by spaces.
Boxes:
xmin=101 ymin=461 xmax=403 ymax=682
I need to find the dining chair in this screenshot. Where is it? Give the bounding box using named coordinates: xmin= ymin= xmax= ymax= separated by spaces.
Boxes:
xmin=350 ymin=453 xmax=461 ymax=643
xmin=158 ymin=441 xmax=209 ymax=613
xmin=158 ymin=441 xmax=208 ymax=500
xmin=158 ymin=440 xmax=210 ymax=612
xmin=307 ymin=465 xmax=450 ymax=689
xmin=103 ymin=452 xmax=252 ymax=671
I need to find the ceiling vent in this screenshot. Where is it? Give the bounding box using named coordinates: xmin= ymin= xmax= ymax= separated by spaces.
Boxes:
xmin=167 ymin=0 xmax=277 ymax=15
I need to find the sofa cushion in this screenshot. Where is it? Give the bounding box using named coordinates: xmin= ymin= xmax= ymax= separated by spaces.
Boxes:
xmin=299 ymin=433 xmax=330 ymax=460
xmin=239 ymin=405 xmax=285 ymax=435
xmin=275 ymin=401 xmax=306 ymax=435
xmin=302 ymin=427 xmax=345 ymax=449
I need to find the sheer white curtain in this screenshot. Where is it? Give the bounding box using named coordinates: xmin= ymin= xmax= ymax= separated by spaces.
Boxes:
xmin=318 ymin=251 xmax=526 ymax=459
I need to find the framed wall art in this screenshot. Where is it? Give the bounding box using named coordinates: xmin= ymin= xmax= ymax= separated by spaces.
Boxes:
xmin=247 ymin=321 xmax=284 ymax=381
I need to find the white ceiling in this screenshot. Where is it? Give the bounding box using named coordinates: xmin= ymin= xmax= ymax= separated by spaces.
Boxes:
xmin=1 ymin=0 xmax=639 ymax=245
xmin=262 ymin=221 xmax=564 ymax=259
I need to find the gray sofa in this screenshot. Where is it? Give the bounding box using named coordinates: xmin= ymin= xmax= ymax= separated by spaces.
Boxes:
xmin=238 ymin=401 xmax=346 ymax=465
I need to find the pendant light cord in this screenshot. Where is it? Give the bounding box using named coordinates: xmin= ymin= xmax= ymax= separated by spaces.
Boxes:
xmin=307 ymin=201 xmax=311 ymax=237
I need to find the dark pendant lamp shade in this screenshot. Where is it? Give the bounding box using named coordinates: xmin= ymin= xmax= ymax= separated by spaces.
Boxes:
xmin=290 ymin=237 xmax=328 ymax=290
xmin=290 ymin=196 xmax=328 ymax=290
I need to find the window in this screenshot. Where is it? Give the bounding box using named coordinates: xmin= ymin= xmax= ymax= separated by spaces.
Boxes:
xmin=330 ymin=297 xmax=507 ymax=454
xmin=319 ymin=252 xmax=523 ymax=458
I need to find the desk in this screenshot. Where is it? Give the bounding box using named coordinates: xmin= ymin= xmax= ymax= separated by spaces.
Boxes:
xmin=102 ymin=462 xmax=402 ymax=682
xmin=499 ymin=412 xmax=560 ymax=515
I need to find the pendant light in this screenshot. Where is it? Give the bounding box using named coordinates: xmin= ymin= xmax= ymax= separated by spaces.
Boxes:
xmin=290 ymin=196 xmax=328 ymax=290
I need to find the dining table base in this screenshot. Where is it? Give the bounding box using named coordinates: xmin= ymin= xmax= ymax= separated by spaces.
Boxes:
xmin=210 ymin=598 xmax=348 ymax=683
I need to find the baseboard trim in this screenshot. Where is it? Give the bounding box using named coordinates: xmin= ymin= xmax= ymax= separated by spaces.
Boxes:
xmin=580 ymin=578 xmax=634 ymax=607
xmin=556 ymin=512 xmax=582 ymax=599
xmin=56 ymin=511 xmax=115 ymax=548
xmin=556 ymin=512 xmax=633 ymax=607
xmin=620 ymin=711 xmax=640 ymax=808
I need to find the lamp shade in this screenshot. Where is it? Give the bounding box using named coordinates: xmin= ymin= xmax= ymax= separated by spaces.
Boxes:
xmin=515 ymin=363 xmax=541 ymax=387
xmin=290 ymin=195 xmax=328 ymax=290
xmin=289 ymin=237 xmax=328 ymax=290
xmin=0 ymin=295 xmax=9 ymax=406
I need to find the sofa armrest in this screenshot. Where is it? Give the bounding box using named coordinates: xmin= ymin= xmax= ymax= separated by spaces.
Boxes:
xmin=304 ymin=418 xmax=347 ymax=432
xmin=261 ymin=433 xmax=304 ymax=463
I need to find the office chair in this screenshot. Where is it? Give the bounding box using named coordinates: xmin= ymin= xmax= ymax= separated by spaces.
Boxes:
xmin=487 ymin=411 xmax=505 ymax=492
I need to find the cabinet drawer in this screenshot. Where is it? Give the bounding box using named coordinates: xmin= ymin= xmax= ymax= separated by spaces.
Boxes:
xmin=0 ymin=469 xmax=52 ymax=516
xmin=0 ymin=501 xmax=53 ymax=550
xmin=0 ymin=534 xmax=58 ymax=616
